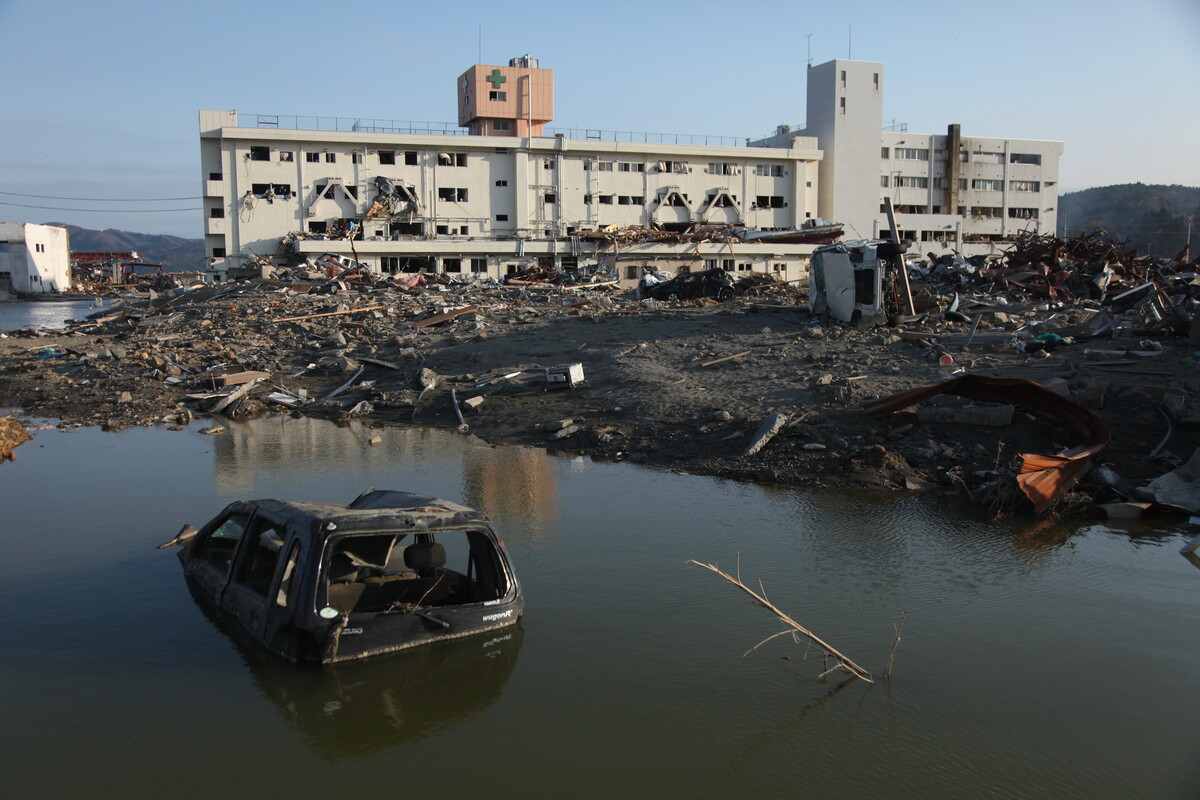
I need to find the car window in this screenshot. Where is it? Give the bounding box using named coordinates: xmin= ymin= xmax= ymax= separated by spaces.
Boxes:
xmin=237 ymin=518 xmax=287 ymax=597
xmin=198 ymin=513 xmax=249 ymax=574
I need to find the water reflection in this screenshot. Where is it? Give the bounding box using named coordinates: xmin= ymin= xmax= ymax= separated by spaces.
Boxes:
xmin=188 ymin=585 xmax=524 ymax=760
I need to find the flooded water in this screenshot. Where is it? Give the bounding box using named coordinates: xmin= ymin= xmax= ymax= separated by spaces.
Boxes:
xmin=1 ymin=415 xmax=1198 ymax=799
xmin=0 ymin=298 xmax=102 ymax=332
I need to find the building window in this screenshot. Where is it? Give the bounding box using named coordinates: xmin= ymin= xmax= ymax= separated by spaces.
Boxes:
xmin=1010 ymin=180 xmax=1041 ymax=192
xmin=325 ymin=152 xmax=336 ymax=163
xmin=495 ymin=214 xmax=508 ymax=221
xmin=596 ymin=161 xmax=613 ymax=172
xmin=737 ymin=262 xmax=752 ymax=272
xmin=351 ymin=152 xmax=362 ymax=164
xmin=493 ymin=120 xmax=510 ymax=131
xmin=209 ymin=172 xmax=222 ymax=181
xmin=439 ymin=152 xmax=468 ymax=167
xmin=658 ymin=160 xmax=688 ymax=174
xmin=1008 ymin=207 xmax=1039 ymax=219
xmin=880 ymin=176 xmax=889 ymax=187
xmin=279 ymin=151 xmax=294 ymax=162
xmin=895 ymin=148 xmax=929 ymax=160
xmin=618 ymin=162 xmax=645 ymax=173
xmin=306 ymin=152 xmax=320 ymax=163
xmin=755 ymin=164 xmax=784 ymax=177
xmin=212 ymin=247 xmax=226 ymax=257
xmin=774 ymin=262 xmax=785 ymax=272
xmin=405 ymin=151 xmax=418 ymax=165
xmin=436 ymin=225 xmax=450 ymax=235
xmin=971 ymin=179 xmax=1004 ymax=192
xmin=873 ymin=72 xmax=879 ymax=89
xmin=839 ymin=97 xmax=846 ymax=113
xmin=489 ymin=90 xmax=507 ymax=101
xmin=881 ymin=147 xmax=890 ymax=159
xmin=249 ymin=146 xmax=269 ymax=161
xmin=470 ymin=258 xmax=487 ymax=273
xmin=460 ymin=225 xmax=469 ymax=235
xmin=895 ymin=176 xmax=929 ymax=189
xmin=443 ymin=258 xmax=462 ymax=272
xmin=755 ymin=195 xmax=786 ymax=209
xmin=438 ymin=187 xmax=468 ymax=201
xmin=1010 ymin=153 xmax=1042 ymax=165
xmin=378 ymin=151 xmax=396 ymax=165
xmin=599 ymin=195 xmax=613 ymax=204
xmin=543 ymin=159 xmax=555 ymax=170
xmin=970 ymin=206 xmax=1003 ymax=218
xmin=840 ymin=69 xmax=847 ymax=84
xmin=210 ymin=208 xmax=224 ymax=218
xmin=721 ymin=259 xmax=734 ymax=271
xmin=583 ymin=194 xmax=592 ymax=204
xmin=707 ymin=162 xmax=736 ymax=176
xmin=381 ymin=256 xmax=400 ymax=274
xmin=496 ymin=179 xmax=508 ymax=186
xmin=309 ymin=221 xmax=327 ymax=233
xmin=544 ymin=193 xmax=557 ymax=203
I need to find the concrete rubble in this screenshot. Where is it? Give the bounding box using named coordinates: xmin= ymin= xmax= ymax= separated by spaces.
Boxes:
xmin=1 ymin=227 xmax=1198 ymax=518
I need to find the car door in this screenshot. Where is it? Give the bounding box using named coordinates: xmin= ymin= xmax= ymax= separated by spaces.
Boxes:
xmin=184 ymin=508 xmax=252 ymax=604
xmin=223 ymin=511 xmax=290 ymax=640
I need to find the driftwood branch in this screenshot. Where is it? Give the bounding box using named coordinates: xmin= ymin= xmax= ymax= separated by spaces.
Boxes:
xmin=883 ymin=611 xmax=907 ymax=681
xmin=688 ymin=559 xmax=874 ymax=684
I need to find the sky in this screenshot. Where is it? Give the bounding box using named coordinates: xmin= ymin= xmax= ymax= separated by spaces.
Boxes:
xmin=2 ymin=0 xmax=1197 ymax=238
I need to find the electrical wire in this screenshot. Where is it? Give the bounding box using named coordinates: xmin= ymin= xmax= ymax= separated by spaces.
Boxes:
xmin=0 ymin=201 xmax=200 ymax=212
xmin=0 ymin=190 xmax=202 ymax=202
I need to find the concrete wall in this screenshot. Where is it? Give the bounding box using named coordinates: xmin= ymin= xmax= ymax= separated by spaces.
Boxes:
xmin=0 ymin=222 xmax=70 ymax=294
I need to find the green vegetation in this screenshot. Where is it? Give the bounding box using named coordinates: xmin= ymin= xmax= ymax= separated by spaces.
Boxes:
xmin=1059 ymin=184 xmax=1199 ymax=259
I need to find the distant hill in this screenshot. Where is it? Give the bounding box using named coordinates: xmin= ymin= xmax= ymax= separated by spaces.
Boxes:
xmin=53 ymin=224 xmax=206 ymax=272
xmin=1059 ymin=184 xmax=1199 ymax=259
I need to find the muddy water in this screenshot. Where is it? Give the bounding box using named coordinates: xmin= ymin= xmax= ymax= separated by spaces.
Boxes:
xmin=0 ymin=298 xmax=102 ymax=331
xmin=1 ymin=416 xmax=1198 ymax=799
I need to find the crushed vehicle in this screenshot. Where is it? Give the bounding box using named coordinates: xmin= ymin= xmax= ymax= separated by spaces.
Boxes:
xmin=640 ymin=267 xmax=736 ymax=301
xmin=810 ymin=238 xmax=906 ymax=324
xmin=161 ymin=490 xmax=524 ymax=663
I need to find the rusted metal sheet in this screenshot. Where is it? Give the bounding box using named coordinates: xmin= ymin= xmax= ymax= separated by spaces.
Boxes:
xmin=862 ymin=375 xmax=1111 ymax=513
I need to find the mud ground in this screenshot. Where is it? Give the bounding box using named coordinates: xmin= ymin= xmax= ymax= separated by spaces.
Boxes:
xmin=1 ymin=293 xmax=1197 ymax=516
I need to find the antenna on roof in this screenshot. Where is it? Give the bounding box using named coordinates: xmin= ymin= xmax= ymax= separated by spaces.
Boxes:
xmin=478 ymin=25 xmax=482 ymax=64
xmin=805 ymin=33 xmax=812 ymax=68
xmin=848 ymin=26 xmax=852 ymax=59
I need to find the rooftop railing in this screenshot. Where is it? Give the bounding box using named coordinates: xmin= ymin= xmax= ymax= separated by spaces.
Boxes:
xmin=241 ymin=114 xmax=746 ymax=146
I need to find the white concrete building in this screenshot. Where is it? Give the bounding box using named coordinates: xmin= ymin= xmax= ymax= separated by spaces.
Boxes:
xmin=752 ymin=59 xmax=1063 ymax=257
xmin=0 ymin=222 xmax=71 ymax=296
xmin=199 ymin=56 xmax=1063 ymax=282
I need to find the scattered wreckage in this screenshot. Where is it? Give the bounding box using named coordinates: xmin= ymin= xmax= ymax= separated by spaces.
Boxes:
xmin=160 ymin=490 xmax=524 ymax=663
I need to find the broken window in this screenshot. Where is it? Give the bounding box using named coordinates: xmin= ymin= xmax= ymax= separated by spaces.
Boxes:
xmin=1010 ymin=180 xmax=1041 ymax=192
xmin=309 ymin=221 xmax=327 ymax=233
xmin=598 ymin=195 xmax=613 ymax=205
xmin=1008 ymin=207 xmax=1039 ymax=219
xmin=543 ymin=193 xmax=557 ymax=203
xmin=443 ymin=258 xmax=462 ymax=272
xmin=439 ymin=152 xmax=467 ymax=166
xmin=209 ymin=172 xmax=222 ymax=180
xmin=436 ymin=225 xmax=450 ymax=235
xmin=708 ymin=162 xmax=736 ymax=176
xmin=323 ymin=531 xmax=511 ymax=614
xmin=970 ymin=206 xmax=1003 ymax=218
xmin=405 ymin=151 xmax=418 ymax=165
xmin=489 ymin=90 xmax=507 ymax=101
xmin=1010 ymin=152 xmax=1042 ymax=165
xmin=495 ymin=214 xmax=508 ymax=221
xmin=470 ymin=258 xmax=486 ymax=273
xmin=721 ymin=259 xmax=734 ymax=271
xmin=543 ymin=159 xmax=555 ymax=170
xmin=198 ymin=513 xmax=249 ymax=574
xmin=306 ymin=152 xmax=320 ymax=163
xmin=583 ymin=194 xmax=592 ymax=204
xmin=438 ymin=187 xmax=468 ymax=201
xmin=210 ymin=208 xmax=224 ymax=218
xmin=280 ymin=151 xmax=294 ymax=163
xmin=618 ymin=195 xmax=630 ymax=205
xmin=496 ymin=179 xmax=508 ymax=186
xmin=378 ymin=151 xmax=396 ymax=165
xmin=249 ymin=146 xmax=269 ymax=162
xmin=234 ymin=518 xmax=286 ymax=597
xmin=971 ymin=179 xmax=1004 ymax=192
xmin=212 ymin=247 xmax=226 ymax=257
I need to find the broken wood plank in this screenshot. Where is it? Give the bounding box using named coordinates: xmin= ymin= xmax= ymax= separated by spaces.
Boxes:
xmin=206 ymin=378 xmax=264 ymax=415
xmin=409 ymin=305 xmax=479 ymax=328
xmin=212 ymin=370 xmax=271 ymax=388
xmin=271 ymin=305 xmax=386 ymax=323
xmin=702 ymin=350 xmax=752 ymax=368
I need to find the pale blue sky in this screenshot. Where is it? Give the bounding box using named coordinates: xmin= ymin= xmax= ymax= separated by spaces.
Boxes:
xmin=2 ymin=0 xmax=1196 ymax=237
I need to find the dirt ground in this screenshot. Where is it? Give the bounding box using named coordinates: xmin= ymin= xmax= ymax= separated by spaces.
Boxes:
xmin=2 ymin=286 xmax=1197 ymax=517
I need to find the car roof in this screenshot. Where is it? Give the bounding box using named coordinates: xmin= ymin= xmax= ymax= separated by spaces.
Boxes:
xmin=236 ymin=491 xmax=489 ymax=537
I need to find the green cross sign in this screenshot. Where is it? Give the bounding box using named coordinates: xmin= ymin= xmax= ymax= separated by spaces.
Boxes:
xmin=486 ymin=69 xmax=507 ymax=90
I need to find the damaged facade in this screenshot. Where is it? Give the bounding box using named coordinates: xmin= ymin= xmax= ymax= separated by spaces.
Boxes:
xmin=0 ymin=222 xmax=71 ymax=297
xmin=749 ymin=60 xmax=1063 ymax=257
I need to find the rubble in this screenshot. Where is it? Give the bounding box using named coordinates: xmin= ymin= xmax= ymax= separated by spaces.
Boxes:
xmin=1 ymin=226 xmax=1198 ymax=518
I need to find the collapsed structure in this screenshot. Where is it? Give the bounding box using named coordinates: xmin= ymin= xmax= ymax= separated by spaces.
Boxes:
xmin=199 ymin=55 xmax=1061 ymax=286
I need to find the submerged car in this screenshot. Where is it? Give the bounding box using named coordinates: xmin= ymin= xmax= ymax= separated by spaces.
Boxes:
xmin=162 ymin=490 xmax=524 ymax=663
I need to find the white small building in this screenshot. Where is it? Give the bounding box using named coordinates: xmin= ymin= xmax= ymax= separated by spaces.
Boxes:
xmin=0 ymin=222 xmax=71 ymax=296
